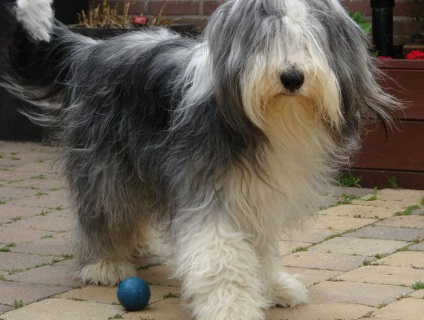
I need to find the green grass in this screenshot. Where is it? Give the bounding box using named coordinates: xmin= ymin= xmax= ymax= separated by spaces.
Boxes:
xmin=412 ymin=281 xmax=424 ymax=290
xmin=0 ymin=200 xmax=6 ymax=205
xmin=35 ymin=192 xmax=48 ymax=197
xmin=377 ymin=302 xmax=387 ymax=309
xmin=12 ymin=299 xmax=24 ymax=309
xmin=358 ymin=187 xmax=378 ymax=201
xmin=41 ymin=235 xmax=54 ymax=239
xmin=10 ymin=216 xmax=22 ymax=222
xmin=292 ymin=246 xmax=308 ymax=253
xmin=30 ymin=174 xmax=46 ymax=180
xmin=395 ymin=205 xmax=419 ymax=216
xmin=61 ymin=253 xmax=74 ymax=260
xmin=388 ymin=176 xmax=399 ymax=189
xmin=108 ymin=314 xmax=123 ymax=319
xmin=374 ymin=253 xmax=388 ymax=260
xmin=336 ymin=193 xmax=359 ymax=205
xmin=362 ymin=259 xmax=372 ymax=266
xmin=338 ymin=173 xmax=361 ymax=187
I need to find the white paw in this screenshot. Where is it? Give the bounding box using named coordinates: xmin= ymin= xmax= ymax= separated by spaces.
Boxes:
xmin=74 ymin=259 xmax=136 ymax=286
xmin=269 ymin=273 xmax=309 ymax=308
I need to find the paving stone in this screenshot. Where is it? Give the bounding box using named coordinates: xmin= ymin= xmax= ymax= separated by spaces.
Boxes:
xmin=278 ymin=241 xmax=313 ymax=256
xmin=0 ymin=205 xmax=46 ymax=223
xmin=319 ymin=204 xmax=400 ymax=219
xmin=0 ymin=282 xmax=70 ymax=306
xmin=10 ymin=214 xmax=72 ymax=233
xmin=12 ymin=234 xmax=72 ymax=256
xmin=122 ymin=298 xmax=191 ymax=320
xmin=309 ymin=281 xmax=413 ymax=307
xmin=375 ymin=215 xmax=424 ymax=229
xmin=0 ymin=251 xmax=57 ymax=273
xmin=345 ymin=226 xmax=424 ymax=242
xmin=278 ymin=228 xmax=336 ymax=244
xmin=335 ymin=265 xmax=424 ymax=287
xmin=6 ymin=265 xmax=80 ymax=288
xmin=0 ymin=187 xmax=40 ymax=202
xmin=0 ymin=225 xmax=56 ymax=244
xmin=309 ymin=237 xmax=408 ymax=256
xmin=377 ymin=189 xmax=424 ymax=204
xmin=0 ymin=304 xmax=12 ymax=314
xmin=58 ymin=285 xmax=118 ymax=304
xmin=137 ymin=265 xmax=181 ymax=287
xmin=409 ymin=241 xmax=424 ymax=251
xmin=283 ymin=266 xmax=342 ymax=287
xmin=378 ymin=251 xmax=424 ymax=269
xmin=281 ymin=252 xmax=367 ymax=271
xmin=312 ymin=214 xmax=377 ymax=232
xmin=265 ymin=301 xmax=375 ymax=320
xmin=409 ymin=289 xmax=424 ymax=299
xmin=371 ymin=298 xmax=424 ymax=320
xmin=7 ymin=195 xmax=69 ymax=209
xmin=0 ymin=298 xmax=122 ymax=320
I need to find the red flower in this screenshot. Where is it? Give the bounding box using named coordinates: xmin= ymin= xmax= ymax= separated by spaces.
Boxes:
xmin=406 ymin=50 xmax=424 ymax=60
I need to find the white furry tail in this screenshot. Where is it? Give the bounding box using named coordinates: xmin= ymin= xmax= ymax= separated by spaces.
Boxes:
xmin=15 ymin=0 xmax=54 ymax=42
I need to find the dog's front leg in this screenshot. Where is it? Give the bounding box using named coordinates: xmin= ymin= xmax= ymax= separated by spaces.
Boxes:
xmin=173 ymin=214 xmax=271 ymax=320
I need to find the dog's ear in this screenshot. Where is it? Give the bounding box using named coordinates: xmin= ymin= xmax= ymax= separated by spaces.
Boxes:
xmin=312 ymin=0 xmax=401 ymax=133
xmin=203 ymin=1 xmax=267 ymax=148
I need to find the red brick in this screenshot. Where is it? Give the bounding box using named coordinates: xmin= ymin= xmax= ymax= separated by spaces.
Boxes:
xmin=147 ymin=1 xmax=200 ymax=16
xmin=203 ymin=0 xmax=225 ymax=16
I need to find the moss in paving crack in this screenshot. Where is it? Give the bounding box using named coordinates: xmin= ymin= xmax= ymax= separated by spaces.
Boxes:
xmin=292 ymin=246 xmax=308 ymax=253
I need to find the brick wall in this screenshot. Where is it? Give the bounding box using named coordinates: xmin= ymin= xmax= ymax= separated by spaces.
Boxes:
xmin=110 ymin=0 xmax=423 ymax=45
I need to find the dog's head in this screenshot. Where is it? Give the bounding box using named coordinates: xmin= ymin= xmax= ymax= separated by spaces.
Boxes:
xmin=204 ymin=0 xmax=399 ymax=142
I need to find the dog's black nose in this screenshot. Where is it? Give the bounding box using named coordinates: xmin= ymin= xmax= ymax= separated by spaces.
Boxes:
xmin=280 ymin=69 xmax=305 ymax=92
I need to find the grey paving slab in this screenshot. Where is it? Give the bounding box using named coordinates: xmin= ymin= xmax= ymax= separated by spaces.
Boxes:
xmin=409 ymin=241 xmax=424 ymax=251
xmin=6 ymin=265 xmax=80 ymax=288
xmin=309 ymin=281 xmax=413 ymax=307
xmin=0 ymin=205 xmax=46 ymax=223
xmin=0 ymin=305 xmax=12 ymax=314
xmin=0 ymin=282 xmax=70 ymax=306
xmin=278 ymin=228 xmax=336 ymax=244
xmin=309 ymin=237 xmax=408 ymax=256
xmin=335 ymin=265 xmax=424 ymax=287
xmin=0 ymin=225 xmax=56 ymax=244
xmin=375 ymin=215 xmax=424 ymax=228
xmin=0 ymin=251 xmax=56 ymax=273
xmin=345 ymin=225 xmax=424 ymax=241
xmin=9 ymin=214 xmax=72 ymax=233
xmin=11 ymin=234 xmax=72 ymax=256
xmin=0 ymin=298 xmax=123 ymax=320
xmin=281 ymin=252 xmax=368 ymax=271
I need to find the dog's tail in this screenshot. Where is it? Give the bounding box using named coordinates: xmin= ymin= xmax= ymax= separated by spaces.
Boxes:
xmin=0 ymin=0 xmax=84 ymax=126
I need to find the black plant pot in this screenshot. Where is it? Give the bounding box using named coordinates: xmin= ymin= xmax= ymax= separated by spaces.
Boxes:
xmin=371 ymin=0 xmax=395 ymax=57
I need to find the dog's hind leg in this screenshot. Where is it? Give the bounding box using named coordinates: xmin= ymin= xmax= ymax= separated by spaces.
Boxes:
xmin=72 ymin=215 xmax=140 ymax=286
xmin=66 ymin=155 xmax=151 ymax=286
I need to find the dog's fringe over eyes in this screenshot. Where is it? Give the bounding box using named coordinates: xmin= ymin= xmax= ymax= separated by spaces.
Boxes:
xmin=0 ymin=0 xmax=401 ymax=319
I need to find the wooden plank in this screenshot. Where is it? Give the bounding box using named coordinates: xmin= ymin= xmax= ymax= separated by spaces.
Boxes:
xmin=351 ymin=120 xmax=424 ymax=171
xmin=380 ymin=70 xmax=424 ymax=120
xmin=348 ymin=169 xmax=424 ymax=190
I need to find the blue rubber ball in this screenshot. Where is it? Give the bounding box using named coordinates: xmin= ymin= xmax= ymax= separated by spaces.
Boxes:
xmin=117 ymin=277 xmax=151 ymax=311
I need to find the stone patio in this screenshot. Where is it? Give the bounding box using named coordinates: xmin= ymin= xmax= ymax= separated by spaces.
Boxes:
xmin=0 ymin=141 xmax=423 ymax=320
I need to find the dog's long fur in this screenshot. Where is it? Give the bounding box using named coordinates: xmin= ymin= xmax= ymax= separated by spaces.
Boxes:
xmin=1 ymin=0 xmax=401 ymax=319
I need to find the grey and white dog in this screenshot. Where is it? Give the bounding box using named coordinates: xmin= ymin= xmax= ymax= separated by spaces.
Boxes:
xmin=1 ymin=0 xmax=400 ymax=319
